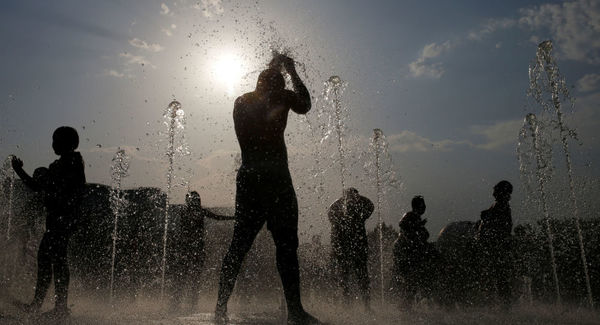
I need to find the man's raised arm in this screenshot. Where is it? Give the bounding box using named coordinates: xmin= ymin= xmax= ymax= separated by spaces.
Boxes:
xmin=283 ymin=57 xmax=311 ymax=114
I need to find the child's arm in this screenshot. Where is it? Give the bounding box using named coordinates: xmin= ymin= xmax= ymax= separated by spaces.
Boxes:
xmin=204 ymin=209 xmax=235 ymax=221
xmin=11 ymin=157 xmax=40 ymax=191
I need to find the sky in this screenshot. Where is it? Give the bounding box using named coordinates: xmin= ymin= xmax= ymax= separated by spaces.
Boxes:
xmin=0 ymin=0 xmax=599 ymax=241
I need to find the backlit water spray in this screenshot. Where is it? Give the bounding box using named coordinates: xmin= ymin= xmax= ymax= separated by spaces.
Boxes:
xmin=528 ymin=40 xmax=592 ymax=306
xmin=109 ymin=149 xmax=129 ymax=303
xmin=160 ymin=100 xmax=184 ymax=299
xmin=325 ymin=76 xmax=348 ymax=211
xmin=373 ymin=129 xmax=385 ymax=304
xmin=519 ymin=113 xmax=561 ymax=304
xmin=2 ymin=156 xmax=16 ymax=280
xmin=3 ymin=156 xmax=15 ymax=242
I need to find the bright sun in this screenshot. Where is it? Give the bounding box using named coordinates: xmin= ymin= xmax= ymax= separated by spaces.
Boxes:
xmin=213 ymin=53 xmax=244 ymax=96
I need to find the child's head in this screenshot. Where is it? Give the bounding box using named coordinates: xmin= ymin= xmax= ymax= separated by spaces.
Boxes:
xmin=493 ymin=180 xmax=513 ymax=202
xmin=52 ymin=126 xmax=79 ymax=155
xmin=185 ymin=191 xmax=201 ymax=208
xmin=411 ymin=195 xmax=426 ymax=215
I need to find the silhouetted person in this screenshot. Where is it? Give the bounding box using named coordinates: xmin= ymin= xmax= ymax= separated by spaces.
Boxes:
xmin=215 ymin=54 xmax=320 ymax=325
xmin=168 ymin=191 xmax=234 ymax=312
xmin=11 ymin=126 xmax=86 ymax=319
xmin=328 ymin=188 xmax=373 ymax=308
xmin=476 ymin=180 xmax=513 ymax=305
xmin=393 ymin=195 xmax=436 ymax=303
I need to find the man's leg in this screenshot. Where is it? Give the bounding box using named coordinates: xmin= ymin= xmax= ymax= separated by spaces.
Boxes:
xmin=31 ymin=234 xmax=52 ymax=310
xmin=215 ymin=218 xmax=263 ymax=315
xmin=269 ymin=196 xmax=320 ymax=324
xmin=355 ymin=258 xmax=370 ymax=308
xmin=333 ymin=256 xmax=351 ymax=304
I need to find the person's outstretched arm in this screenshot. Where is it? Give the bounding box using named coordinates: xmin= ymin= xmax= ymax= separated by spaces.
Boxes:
xmin=282 ymin=56 xmax=311 ymax=114
xmin=204 ymin=209 xmax=235 ymax=221
xmin=11 ymin=157 xmax=40 ymax=191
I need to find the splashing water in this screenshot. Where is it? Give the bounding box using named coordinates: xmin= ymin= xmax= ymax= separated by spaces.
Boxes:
xmin=1 ymin=156 xmax=16 ymax=281
xmin=160 ymin=100 xmax=187 ymax=299
xmin=373 ymin=129 xmax=385 ymax=304
xmin=519 ymin=113 xmax=561 ymax=304
xmin=2 ymin=156 xmax=15 ymax=242
xmin=109 ymin=149 xmax=130 ymax=303
xmin=369 ymin=129 xmax=399 ymax=304
xmin=528 ymin=40 xmax=593 ymax=306
xmin=324 ymin=76 xmax=348 ymax=210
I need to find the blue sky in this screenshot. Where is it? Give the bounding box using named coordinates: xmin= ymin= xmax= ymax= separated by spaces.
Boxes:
xmin=1 ymin=0 xmax=599 ymax=240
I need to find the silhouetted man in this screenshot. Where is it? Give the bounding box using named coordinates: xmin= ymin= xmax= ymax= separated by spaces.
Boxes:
xmin=12 ymin=126 xmax=86 ymax=319
xmin=168 ymin=191 xmax=233 ymax=312
xmin=215 ymin=54 xmax=321 ymax=325
xmin=328 ymin=188 xmax=373 ymax=308
xmin=476 ymin=180 xmax=513 ymax=305
xmin=393 ymin=195 xmax=436 ymax=303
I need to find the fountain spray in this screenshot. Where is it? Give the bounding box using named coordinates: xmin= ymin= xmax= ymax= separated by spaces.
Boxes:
xmin=373 ymin=128 xmax=385 ymax=304
xmin=160 ymin=100 xmax=182 ymax=299
xmin=529 ymin=40 xmax=592 ymax=306
xmin=326 ymin=76 xmax=348 ymax=212
xmin=524 ymin=113 xmax=561 ymax=304
xmin=109 ymin=149 xmax=129 ymax=303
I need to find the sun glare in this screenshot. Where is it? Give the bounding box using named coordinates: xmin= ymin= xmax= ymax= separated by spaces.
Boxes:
xmin=213 ymin=53 xmax=244 ymax=96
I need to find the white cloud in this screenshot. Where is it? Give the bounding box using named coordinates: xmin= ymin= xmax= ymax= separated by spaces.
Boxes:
xmin=160 ymin=3 xmax=171 ymax=16
xmin=386 ymin=130 xmax=469 ymax=152
xmin=518 ymin=0 xmax=600 ymax=64
xmin=385 ymin=119 xmax=523 ymax=153
xmin=408 ymin=41 xmax=453 ymax=79
xmin=106 ymin=69 xmax=125 ymax=78
xmin=162 ymin=24 xmax=176 ymax=37
xmin=129 ymin=38 xmax=164 ymax=52
xmin=467 ymin=18 xmax=516 ymax=41
xmin=194 ymin=0 xmax=224 ymax=18
xmin=470 ymin=119 xmax=523 ymax=150
xmin=119 ymin=52 xmax=155 ymax=69
xmin=577 ymin=73 xmax=600 ymax=92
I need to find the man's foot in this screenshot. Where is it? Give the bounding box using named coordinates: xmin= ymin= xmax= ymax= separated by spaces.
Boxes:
xmin=288 ymin=310 xmax=322 ymax=325
xmin=41 ymin=307 xmax=71 ymax=321
xmin=214 ymin=306 xmax=228 ymax=324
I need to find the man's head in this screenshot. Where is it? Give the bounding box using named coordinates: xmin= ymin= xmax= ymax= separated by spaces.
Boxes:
xmin=344 ymin=187 xmax=359 ymax=200
xmin=186 ymin=191 xmax=202 ymax=208
xmin=411 ymin=195 xmax=426 ymax=215
xmin=493 ymin=180 xmax=513 ymax=202
xmin=52 ymin=126 xmax=79 ymax=155
xmin=256 ymin=68 xmax=285 ymax=93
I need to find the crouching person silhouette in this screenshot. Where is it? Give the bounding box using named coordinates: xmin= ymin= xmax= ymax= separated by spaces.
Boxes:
xmin=11 ymin=126 xmax=86 ymax=319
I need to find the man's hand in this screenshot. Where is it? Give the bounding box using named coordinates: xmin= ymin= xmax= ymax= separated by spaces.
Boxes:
xmin=268 ymin=53 xmax=296 ymax=73
xmin=281 ymin=55 xmax=295 ymax=73
xmin=11 ymin=156 xmax=23 ymax=171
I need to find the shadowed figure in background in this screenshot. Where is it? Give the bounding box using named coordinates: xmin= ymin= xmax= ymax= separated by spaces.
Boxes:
xmin=476 ymin=180 xmax=514 ymax=306
xmin=328 ymin=188 xmax=374 ymax=309
xmin=393 ymin=195 xmax=438 ymax=304
xmin=215 ymin=54 xmax=321 ymax=325
xmin=11 ymin=126 xmax=86 ymax=319
xmin=168 ymin=191 xmax=234 ymax=312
